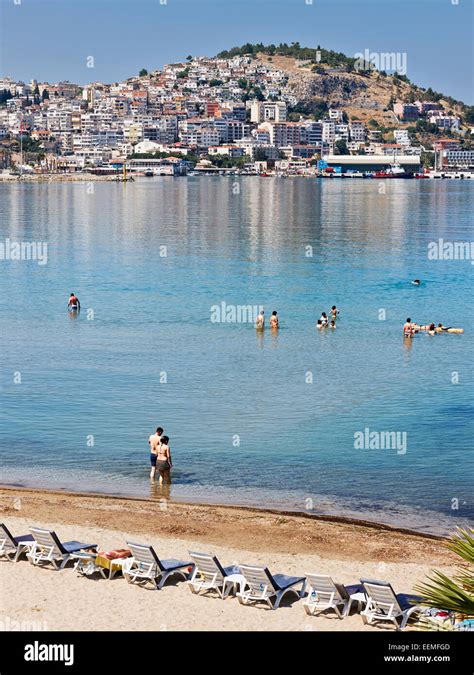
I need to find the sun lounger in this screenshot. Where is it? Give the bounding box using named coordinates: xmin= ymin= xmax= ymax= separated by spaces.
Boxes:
xmin=0 ymin=523 xmax=35 ymax=562
xmin=237 ymin=564 xmax=306 ymax=609
xmin=124 ymin=542 xmax=194 ymax=590
xmin=303 ymin=574 xmax=365 ymax=618
xmin=27 ymin=527 xmax=97 ymax=570
xmin=360 ymin=578 xmax=423 ymax=630
xmin=187 ymin=551 xmax=241 ymax=598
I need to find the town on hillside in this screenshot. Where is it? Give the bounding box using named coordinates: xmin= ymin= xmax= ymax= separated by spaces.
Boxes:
xmin=1 ymin=45 xmax=473 ymax=179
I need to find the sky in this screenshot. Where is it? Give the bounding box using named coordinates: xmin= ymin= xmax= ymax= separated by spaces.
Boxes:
xmin=0 ymin=0 xmax=472 ymax=103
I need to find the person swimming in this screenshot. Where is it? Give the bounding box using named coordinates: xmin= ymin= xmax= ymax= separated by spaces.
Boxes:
xmin=411 ymin=279 xmax=421 ymax=286
xmin=316 ymin=319 xmax=324 ymax=329
xmin=270 ymin=311 xmax=279 ymax=329
xmin=330 ymin=320 xmax=336 ymax=329
xmin=403 ymin=318 xmax=414 ymax=337
xmin=427 ymin=323 xmax=436 ymax=336
xmin=256 ymin=309 xmax=265 ymax=330
xmin=320 ymin=312 xmax=328 ymax=327
xmin=68 ymin=292 xmax=80 ymax=311
xmin=436 ymin=323 xmax=464 ymax=334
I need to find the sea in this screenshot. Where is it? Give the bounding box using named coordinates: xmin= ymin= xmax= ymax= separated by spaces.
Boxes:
xmin=0 ymin=177 xmax=472 ymax=535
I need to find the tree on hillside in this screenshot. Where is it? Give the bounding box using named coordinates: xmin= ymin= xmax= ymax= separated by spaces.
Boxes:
xmin=186 ymin=55 xmax=193 ymax=61
xmin=251 ymin=86 xmax=265 ymax=101
xmin=463 ymin=106 xmax=474 ymax=125
xmin=334 ymin=139 xmax=348 ymax=155
xmin=0 ymin=88 xmax=13 ymax=105
xmin=42 ymin=89 xmax=49 ymax=101
xmin=139 ymin=68 xmax=148 ymax=77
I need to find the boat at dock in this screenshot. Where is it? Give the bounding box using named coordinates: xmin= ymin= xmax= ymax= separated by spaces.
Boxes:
xmin=374 ymin=165 xmax=413 ymax=179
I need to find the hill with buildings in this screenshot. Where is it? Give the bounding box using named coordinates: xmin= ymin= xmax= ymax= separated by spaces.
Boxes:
xmin=1 ymin=42 xmax=473 ymax=176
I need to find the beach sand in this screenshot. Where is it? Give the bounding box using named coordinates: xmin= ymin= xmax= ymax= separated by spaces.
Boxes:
xmin=0 ymin=487 xmax=457 ymax=631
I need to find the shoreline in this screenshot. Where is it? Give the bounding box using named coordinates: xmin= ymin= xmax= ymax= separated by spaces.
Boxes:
xmin=1 ymin=172 xmax=473 ymax=182
xmin=0 ymin=484 xmax=445 ymax=541
xmin=0 ymin=486 xmax=458 ymax=631
xmin=0 ymin=483 xmax=458 ymax=540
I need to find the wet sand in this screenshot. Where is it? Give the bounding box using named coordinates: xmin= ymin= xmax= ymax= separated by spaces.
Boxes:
xmin=0 ymin=487 xmax=458 ymax=631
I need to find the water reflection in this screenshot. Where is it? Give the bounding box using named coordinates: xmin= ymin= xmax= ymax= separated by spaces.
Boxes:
xmin=149 ymin=480 xmax=171 ymax=503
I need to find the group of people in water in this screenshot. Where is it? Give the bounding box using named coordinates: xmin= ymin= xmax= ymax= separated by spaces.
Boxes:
xmin=65 ymin=286 xmax=463 ymax=486
xmin=256 ymin=310 xmax=279 ymax=330
xmin=256 ymin=306 xmax=341 ymax=330
xmin=317 ymin=305 xmax=339 ymax=329
xmin=403 ymin=319 xmax=464 ymax=337
xmin=148 ymin=427 xmax=172 ymax=483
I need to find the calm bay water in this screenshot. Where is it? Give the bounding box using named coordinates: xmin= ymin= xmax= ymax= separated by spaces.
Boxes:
xmin=0 ymin=177 xmax=472 ymax=534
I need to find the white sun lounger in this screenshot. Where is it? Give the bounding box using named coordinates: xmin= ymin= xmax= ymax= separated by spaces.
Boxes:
xmin=237 ymin=564 xmax=306 ymax=609
xmin=187 ymin=551 xmax=241 ymax=598
xmin=0 ymin=523 xmax=35 ymax=562
xmin=303 ymin=574 xmax=366 ymax=618
xmin=124 ymin=542 xmax=194 ymax=590
xmin=360 ymin=578 xmax=423 ymax=630
xmin=27 ymin=527 xmax=97 ymax=570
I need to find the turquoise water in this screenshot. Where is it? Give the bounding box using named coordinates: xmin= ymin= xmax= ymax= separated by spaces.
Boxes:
xmin=0 ymin=178 xmax=472 ymax=534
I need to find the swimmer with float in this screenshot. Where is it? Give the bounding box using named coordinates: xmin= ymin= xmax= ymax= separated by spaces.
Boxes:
xmin=436 ymin=323 xmax=464 ymax=334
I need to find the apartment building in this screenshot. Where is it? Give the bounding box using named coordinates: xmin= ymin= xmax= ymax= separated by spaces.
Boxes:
xmin=349 ymin=120 xmax=366 ymax=142
xmin=393 ymin=103 xmax=419 ymax=121
xmin=394 ymin=129 xmax=411 ymax=146
xmin=249 ymin=101 xmax=287 ymax=123
xmin=428 ymin=114 xmax=460 ymax=131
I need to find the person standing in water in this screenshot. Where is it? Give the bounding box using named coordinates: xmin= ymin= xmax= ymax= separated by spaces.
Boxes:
xmin=270 ymin=311 xmax=279 ymax=329
xmin=403 ymin=318 xmax=414 ymax=337
xmin=68 ymin=293 xmax=80 ymax=311
xmin=256 ymin=309 xmax=265 ymax=330
xmin=155 ymin=435 xmax=172 ymax=484
xmin=149 ymin=426 xmax=163 ymax=480
xmin=319 ymin=312 xmax=329 ymax=327
xmin=330 ymin=305 xmax=339 ymax=319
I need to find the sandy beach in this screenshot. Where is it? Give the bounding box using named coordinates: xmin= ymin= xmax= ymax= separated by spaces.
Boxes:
xmin=0 ymin=487 xmax=458 ymax=632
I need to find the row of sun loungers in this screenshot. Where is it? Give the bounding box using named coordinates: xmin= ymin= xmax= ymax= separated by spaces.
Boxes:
xmin=0 ymin=523 xmax=423 ymax=629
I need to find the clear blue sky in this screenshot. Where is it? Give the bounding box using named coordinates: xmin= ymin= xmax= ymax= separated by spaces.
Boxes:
xmin=1 ymin=0 xmax=472 ymax=103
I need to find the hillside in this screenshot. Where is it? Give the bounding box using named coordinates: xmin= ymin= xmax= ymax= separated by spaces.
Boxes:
xmin=218 ymin=43 xmax=474 ymax=133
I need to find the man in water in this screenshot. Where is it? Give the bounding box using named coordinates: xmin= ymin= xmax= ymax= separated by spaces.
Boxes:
xmin=256 ymin=309 xmax=265 ymax=330
xmin=270 ymin=311 xmax=279 ymax=329
xmin=68 ymin=292 xmax=80 ymax=310
xmin=149 ymin=426 xmax=163 ymax=480
xmin=412 ymin=279 xmax=421 ymax=286
xmin=330 ymin=305 xmax=339 ymax=319
xmin=320 ymin=312 xmax=329 ymax=327
xmin=403 ymin=318 xmax=414 ymax=337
